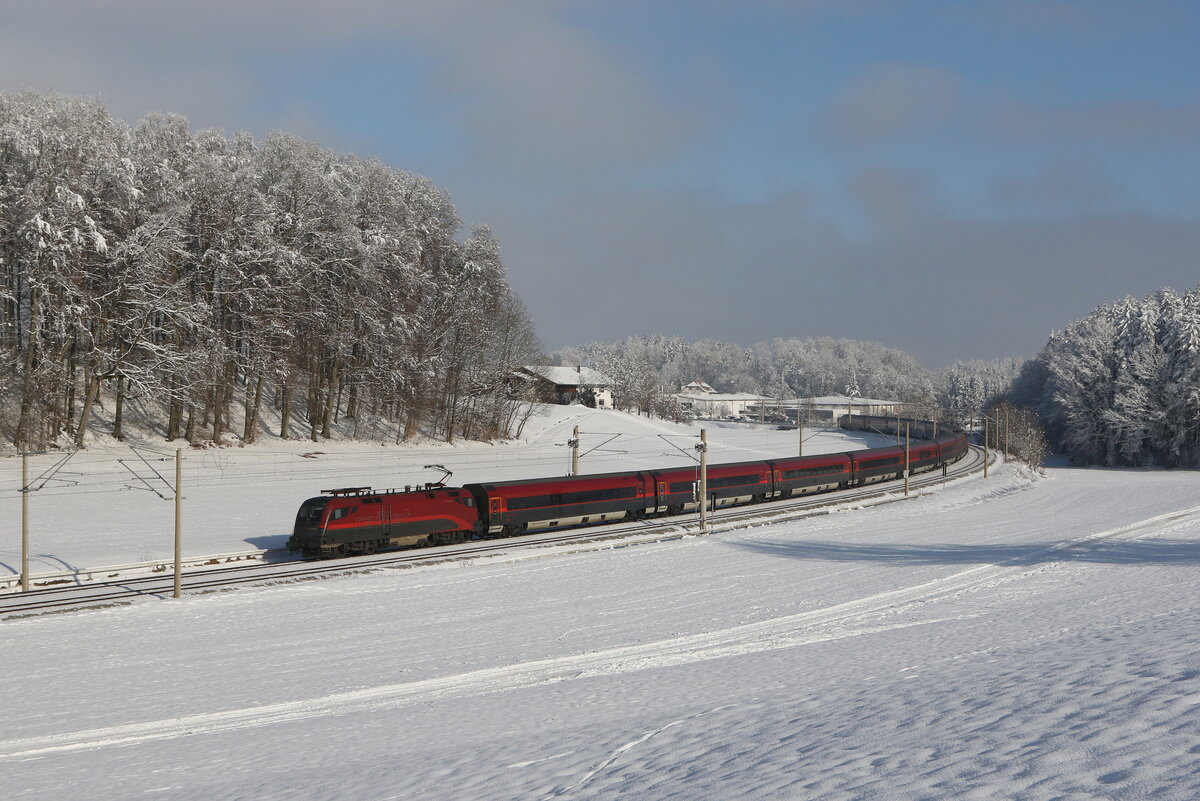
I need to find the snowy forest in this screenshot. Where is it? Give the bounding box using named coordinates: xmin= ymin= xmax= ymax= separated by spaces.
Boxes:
xmin=556 ymin=335 xmax=1023 ymax=427
xmin=0 ymin=92 xmax=540 ymax=451
xmin=1011 ymin=286 xmax=1200 ymax=467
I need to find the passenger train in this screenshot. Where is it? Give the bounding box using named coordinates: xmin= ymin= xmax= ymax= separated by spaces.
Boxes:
xmin=287 ymin=414 xmax=968 ymax=559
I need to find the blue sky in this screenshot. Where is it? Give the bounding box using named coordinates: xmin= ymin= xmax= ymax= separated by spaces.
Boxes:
xmin=4 ymin=0 xmax=1198 ymax=366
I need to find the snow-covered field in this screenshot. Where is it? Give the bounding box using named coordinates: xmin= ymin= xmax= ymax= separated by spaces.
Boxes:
xmin=3 ymin=406 xmax=1199 ymax=800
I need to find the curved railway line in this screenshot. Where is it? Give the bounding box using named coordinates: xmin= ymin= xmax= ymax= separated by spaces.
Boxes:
xmin=1 ymin=445 xmax=991 ymax=618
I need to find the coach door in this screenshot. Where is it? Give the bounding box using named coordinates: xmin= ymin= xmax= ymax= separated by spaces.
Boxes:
xmin=656 ymin=481 xmax=667 ymax=510
xmin=381 ymin=505 xmax=391 ymax=536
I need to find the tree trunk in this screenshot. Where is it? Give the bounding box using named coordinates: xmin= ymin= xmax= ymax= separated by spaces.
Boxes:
xmin=113 ymin=375 xmax=125 ymax=440
xmin=308 ymin=365 xmax=321 ymax=441
xmin=64 ymin=350 xmax=77 ymax=436
xmin=212 ymin=393 xmax=224 ymax=444
xmin=244 ymin=374 xmax=264 ymax=443
xmin=15 ymin=290 xmax=41 ymax=450
xmin=321 ymin=361 xmax=340 ymax=439
xmin=74 ymin=371 xmax=100 ymax=449
xmin=167 ymin=398 xmax=182 ymax=441
xmin=280 ymin=382 xmax=292 ymax=440
xmin=345 ymin=381 xmax=358 ymax=421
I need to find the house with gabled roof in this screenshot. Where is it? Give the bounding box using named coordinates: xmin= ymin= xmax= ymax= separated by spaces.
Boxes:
xmin=515 ymin=366 xmax=614 ymax=409
xmin=681 ymin=379 xmax=717 ymax=394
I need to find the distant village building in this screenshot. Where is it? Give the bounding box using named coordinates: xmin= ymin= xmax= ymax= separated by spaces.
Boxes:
xmin=515 ymin=366 xmax=614 ymax=408
xmin=795 ymin=395 xmax=901 ymax=422
xmin=674 ymin=390 xmax=774 ymax=420
xmin=681 ymin=379 xmax=717 ymax=395
xmin=673 ymin=384 xmax=900 ymax=424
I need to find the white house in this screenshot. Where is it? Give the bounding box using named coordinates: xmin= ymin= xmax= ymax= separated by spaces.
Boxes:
xmin=516 ymin=366 xmax=614 ymax=409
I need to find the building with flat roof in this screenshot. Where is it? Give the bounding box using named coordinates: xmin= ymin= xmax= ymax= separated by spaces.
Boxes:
xmin=674 ymin=392 xmax=774 ymax=420
xmin=674 ymin=388 xmax=900 ymax=424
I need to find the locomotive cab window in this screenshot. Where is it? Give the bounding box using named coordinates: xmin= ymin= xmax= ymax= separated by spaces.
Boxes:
xmin=297 ymin=499 xmax=327 ymax=525
xmin=330 ymin=506 xmax=356 ymax=521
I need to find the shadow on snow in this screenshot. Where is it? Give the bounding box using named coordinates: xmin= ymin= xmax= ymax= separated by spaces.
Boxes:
xmin=733 ymin=537 xmax=1200 ymax=567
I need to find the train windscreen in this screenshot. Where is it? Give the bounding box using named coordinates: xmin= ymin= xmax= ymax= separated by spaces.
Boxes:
xmin=297 ymin=498 xmax=328 ymax=525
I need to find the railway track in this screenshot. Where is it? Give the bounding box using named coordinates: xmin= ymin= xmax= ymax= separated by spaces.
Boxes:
xmin=0 ymin=445 xmax=990 ymax=618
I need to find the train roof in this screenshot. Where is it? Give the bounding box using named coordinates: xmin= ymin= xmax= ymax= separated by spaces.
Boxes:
xmin=464 ymin=457 xmax=790 ymax=490
xmin=464 ymin=468 xmax=654 ymax=491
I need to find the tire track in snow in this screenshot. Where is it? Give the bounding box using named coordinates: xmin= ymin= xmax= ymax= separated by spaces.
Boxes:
xmin=4 ymin=505 xmax=1198 ymax=760
xmin=541 ymin=704 xmax=738 ymax=799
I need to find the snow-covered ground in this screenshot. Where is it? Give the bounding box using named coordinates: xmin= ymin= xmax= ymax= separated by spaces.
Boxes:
xmin=3 ymin=406 xmax=1199 ymax=800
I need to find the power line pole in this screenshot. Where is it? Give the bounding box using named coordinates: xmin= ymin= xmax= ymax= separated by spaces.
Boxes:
xmin=21 ymin=452 xmax=29 ymax=593
xmin=174 ymin=448 xmax=183 ymax=599
xmin=700 ymin=429 xmax=708 ymax=532
xmin=983 ymin=417 xmax=989 ymax=479
xmin=569 ymin=426 xmax=580 ymax=476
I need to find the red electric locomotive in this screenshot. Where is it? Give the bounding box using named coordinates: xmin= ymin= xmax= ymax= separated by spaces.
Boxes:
xmin=288 ymin=484 xmax=481 ymax=558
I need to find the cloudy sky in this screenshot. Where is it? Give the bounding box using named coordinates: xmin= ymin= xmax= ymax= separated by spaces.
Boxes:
xmin=6 ymin=1 xmax=1198 ymax=366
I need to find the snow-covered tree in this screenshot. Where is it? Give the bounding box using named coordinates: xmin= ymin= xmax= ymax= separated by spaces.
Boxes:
xmin=1013 ymin=284 xmax=1200 ymax=467
xmin=0 ymin=91 xmax=540 ymax=449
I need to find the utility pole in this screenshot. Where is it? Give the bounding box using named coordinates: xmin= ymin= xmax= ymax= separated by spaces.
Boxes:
xmin=904 ymin=422 xmax=910 ymax=497
xmin=21 ymin=452 xmax=29 ymax=592
xmin=700 ymin=429 xmax=708 ymax=532
xmin=174 ymin=448 xmax=182 ymax=599
xmin=983 ymin=417 xmax=989 ymax=478
xmin=569 ymin=426 xmax=580 ymax=476
xmin=798 ymin=424 xmax=803 ymax=458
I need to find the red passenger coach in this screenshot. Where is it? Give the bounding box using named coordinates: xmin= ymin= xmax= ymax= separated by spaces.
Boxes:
xmin=768 ymin=453 xmax=852 ymax=496
xmin=907 ymin=442 xmax=942 ymax=474
xmin=650 ymin=460 xmax=772 ymax=514
xmin=849 ymin=446 xmax=907 ymax=484
xmin=937 ymin=433 xmax=969 ymax=464
xmin=465 ymin=470 xmax=656 ymax=536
